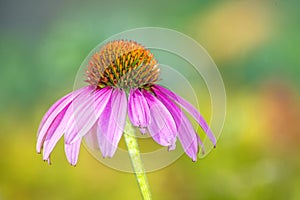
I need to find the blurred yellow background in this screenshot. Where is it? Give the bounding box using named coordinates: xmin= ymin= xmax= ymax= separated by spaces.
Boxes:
xmin=1 ymin=0 xmax=300 ymax=199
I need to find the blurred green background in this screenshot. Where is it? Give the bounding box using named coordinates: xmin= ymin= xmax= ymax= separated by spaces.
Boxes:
xmin=1 ymin=0 xmax=300 ymax=199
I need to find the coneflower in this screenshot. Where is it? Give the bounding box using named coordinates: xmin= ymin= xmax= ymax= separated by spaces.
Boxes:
xmin=37 ymin=40 xmax=216 ymax=199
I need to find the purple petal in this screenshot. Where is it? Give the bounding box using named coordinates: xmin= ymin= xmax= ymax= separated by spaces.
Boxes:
xmin=96 ymin=99 xmax=111 ymax=157
xmin=41 ymin=87 xmax=95 ymax=160
xmin=154 ymin=89 xmax=199 ymax=161
xmin=143 ymin=90 xmax=177 ymax=147
xmin=63 ymin=89 xmax=97 ymax=142
xmin=153 ymin=85 xmax=216 ymax=146
xmin=77 ymin=88 xmax=112 ymax=139
xmin=42 ymin=104 xmax=71 ymax=160
xmin=96 ymin=100 xmax=111 ymax=158
xmin=128 ymin=89 xmax=150 ymax=129
xmin=83 ymin=123 xmax=99 ymax=151
xmin=168 ymin=143 xmax=176 ymax=151
xmin=97 ymin=89 xmax=127 ymax=158
xmin=178 ymin=116 xmax=199 ymax=161
xmin=139 ymin=127 xmax=147 ymax=134
xmin=36 ymin=86 xmax=91 ymax=153
xmin=64 ymin=87 xmax=112 ymax=144
xmin=64 ymin=138 xmax=81 ymax=166
xmin=38 ymin=93 xmax=69 ymax=134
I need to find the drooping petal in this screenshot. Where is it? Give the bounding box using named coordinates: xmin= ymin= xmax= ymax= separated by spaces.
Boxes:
xmin=42 ymin=104 xmax=72 ymax=161
xmin=64 ymin=138 xmax=81 ymax=166
xmin=38 ymin=104 xmax=68 ymax=153
xmin=143 ymin=90 xmax=177 ymax=147
xmin=139 ymin=128 xmax=147 ymax=134
xmin=154 ymin=89 xmax=199 ymax=161
xmin=97 ymin=89 xmax=127 ymax=158
xmin=38 ymin=93 xmax=70 ymax=134
xmin=97 ymin=99 xmax=111 ymax=158
xmin=153 ymin=88 xmax=183 ymax=130
xmin=128 ymin=89 xmax=150 ymax=130
xmin=63 ymin=88 xmax=98 ymax=142
xmin=178 ymin=116 xmax=199 ymax=161
xmin=42 ymin=87 xmax=95 ymax=161
xmin=63 ymin=116 xmax=84 ymax=166
xmin=61 ymin=87 xmax=112 ymax=164
xmin=83 ymin=123 xmax=99 ymax=151
xmin=153 ymin=85 xmax=216 ymax=147
xmin=64 ymin=87 xmax=112 ymax=144
xmin=36 ymin=86 xmax=91 ymax=153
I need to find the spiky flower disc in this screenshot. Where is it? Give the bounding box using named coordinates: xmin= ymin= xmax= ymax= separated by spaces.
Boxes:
xmin=86 ymin=40 xmax=160 ymax=89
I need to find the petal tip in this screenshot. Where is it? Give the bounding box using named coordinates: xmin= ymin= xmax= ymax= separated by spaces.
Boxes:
xmin=43 ymin=158 xmax=51 ymax=165
xmin=168 ymin=145 xmax=175 ymax=151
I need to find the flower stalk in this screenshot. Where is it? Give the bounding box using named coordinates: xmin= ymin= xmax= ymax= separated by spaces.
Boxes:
xmin=124 ymin=120 xmax=152 ymax=200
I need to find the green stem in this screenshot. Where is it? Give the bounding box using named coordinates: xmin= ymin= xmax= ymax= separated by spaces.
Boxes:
xmin=124 ymin=121 xmax=152 ymax=200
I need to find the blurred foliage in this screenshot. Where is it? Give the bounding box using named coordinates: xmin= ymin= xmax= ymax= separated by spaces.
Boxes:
xmin=1 ymin=0 xmax=300 ymax=199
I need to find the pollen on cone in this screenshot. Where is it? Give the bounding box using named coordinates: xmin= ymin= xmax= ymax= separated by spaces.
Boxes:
xmin=86 ymin=40 xmax=160 ymax=89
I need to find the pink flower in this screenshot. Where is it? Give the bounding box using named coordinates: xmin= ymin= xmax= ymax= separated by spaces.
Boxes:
xmin=37 ymin=40 xmax=216 ymax=165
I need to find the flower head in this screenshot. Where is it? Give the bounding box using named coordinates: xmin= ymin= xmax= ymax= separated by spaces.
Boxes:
xmin=37 ymin=40 xmax=216 ymax=165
